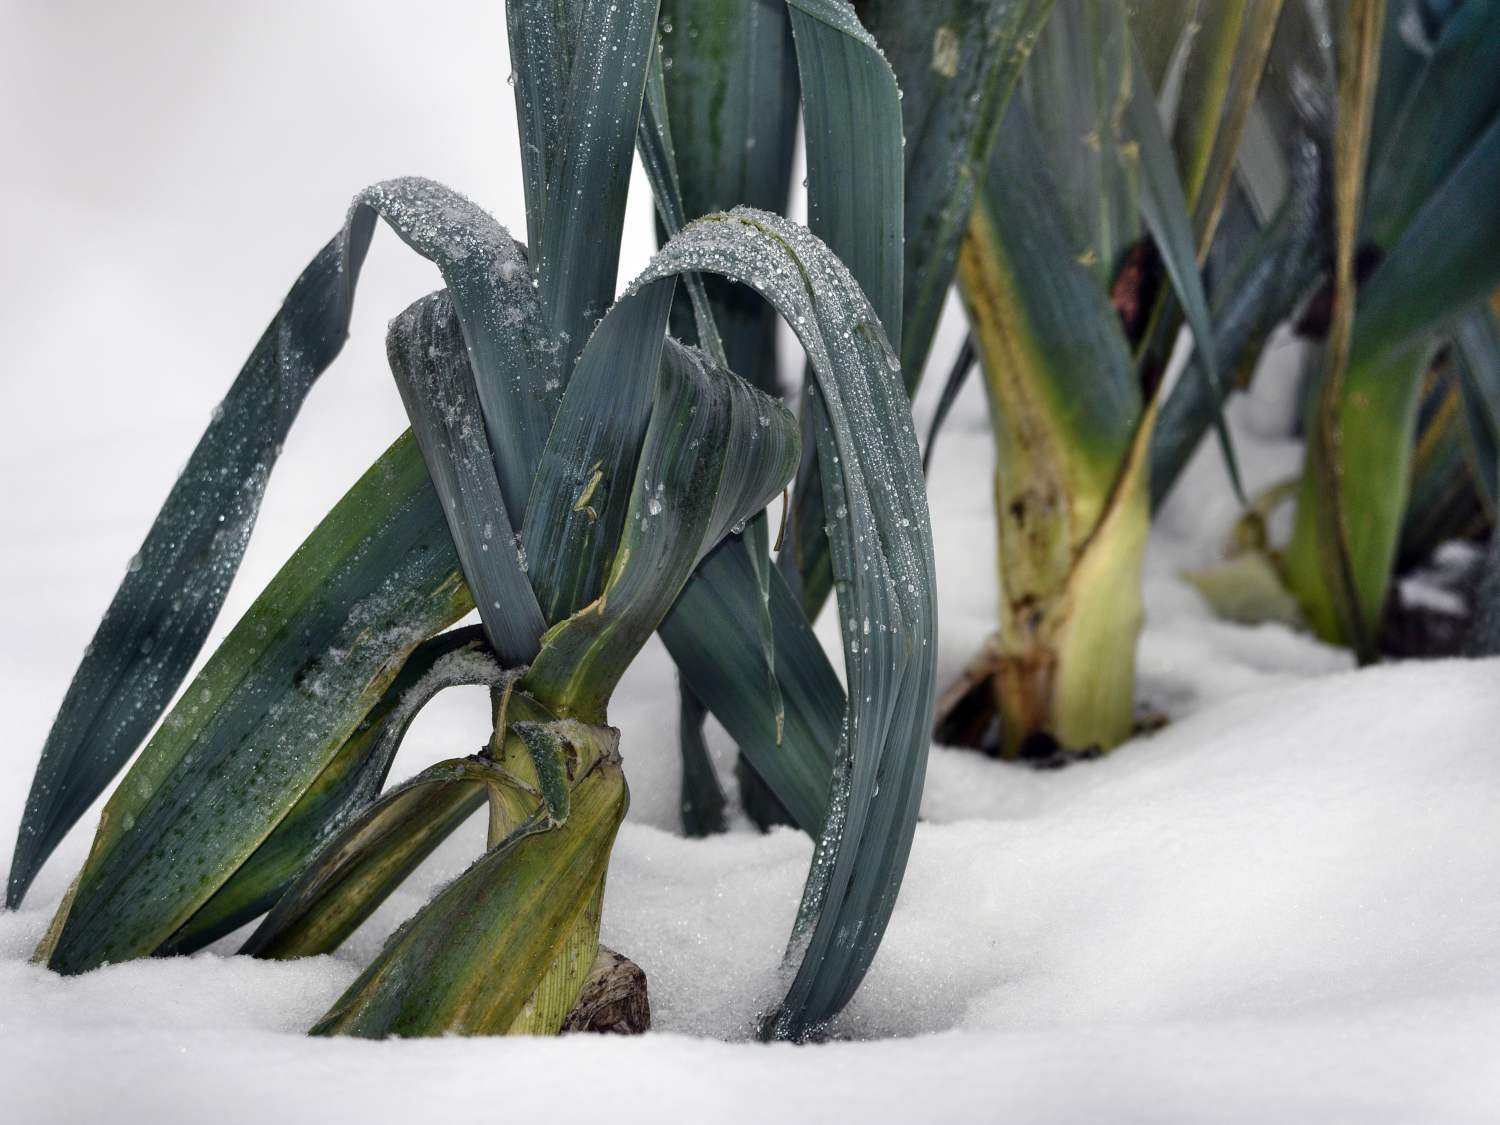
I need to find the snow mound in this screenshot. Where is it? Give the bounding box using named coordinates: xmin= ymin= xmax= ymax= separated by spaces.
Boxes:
xmin=5 ymin=654 xmax=1500 ymax=1123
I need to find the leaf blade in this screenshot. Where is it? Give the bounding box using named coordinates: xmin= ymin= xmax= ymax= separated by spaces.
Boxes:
xmin=387 ymin=292 xmax=546 ymax=663
xmin=780 ymin=0 xmax=907 ymax=614
xmin=660 ymin=549 xmax=838 ymax=835
xmin=525 ymin=338 xmax=799 ymax=719
xmin=861 ymin=0 xmax=1056 ymax=385
xmin=42 ymin=434 xmax=473 ymax=974
xmin=1123 ymin=36 xmax=1242 ymax=497
xmin=536 ymin=0 xmax=661 ymax=374
xmin=625 ymin=209 xmax=937 ymax=1039
xmin=656 ymin=0 xmax=799 ymax=387
xmin=162 ymin=627 xmax=499 ymax=956
xmin=1290 ymin=0 xmax=1391 ymax=655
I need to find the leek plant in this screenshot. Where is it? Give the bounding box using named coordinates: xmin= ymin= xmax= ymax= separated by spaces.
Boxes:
xmin=8 ymin=0 xmax=937 ymax=1043
xmin=920 ymin=0 xmax=1279 ymax=757
xmin=1148 ymin=0 xmax=1500 ymax=662
xmin=1278 ymin=0 xmax=1500 ymax=657
xmin=923 ymin=0 xmax=1500 ymax=751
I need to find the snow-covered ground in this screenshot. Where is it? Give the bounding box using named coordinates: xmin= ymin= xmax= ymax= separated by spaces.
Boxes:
xmin=4 ymin=4 xmax=1500 ymax=1122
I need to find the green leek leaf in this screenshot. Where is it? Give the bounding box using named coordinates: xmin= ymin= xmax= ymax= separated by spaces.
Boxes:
xmin=161 ymin=626 xmax=499 ymax=956
xmin=526 ymin=338 xmax=799 ymax=721
xmin=536 ymin=0 xmax=661 ymax=374
xmin=242 ymin=740 xmax=540 ymax=960
xmin=387 ymin=292 xmax=546 ymax=663
xmin=40 ymin=434 xmax=473 ymax=974
xmin=862 ymin=0 xmax=1055 ymax=384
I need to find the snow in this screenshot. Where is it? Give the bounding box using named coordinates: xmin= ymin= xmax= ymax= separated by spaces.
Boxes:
xmin=3 ymin=3 xmax=1500 ymax=1122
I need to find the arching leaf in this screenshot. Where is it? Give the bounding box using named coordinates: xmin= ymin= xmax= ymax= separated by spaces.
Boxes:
xmin=387 ymin=292 xmax=546 ymax=663
xmin=780 ymin=0 xmax=906 ymax=616
xmin=609 ymin=209 xmax=936 ymax=1040
xmin=9 ymin=176 xmax=555 ymax=908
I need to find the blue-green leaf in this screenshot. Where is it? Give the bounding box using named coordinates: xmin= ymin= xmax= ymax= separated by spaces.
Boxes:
xmin=921 ymin=336 xmax=978 ymax=471
xmin=615 ymin=209 xmax=936 ymax=1040
xmin=780 ymin=0 xmax=906 ymax=616
xmin=675 ymin=681 xmax=728 ymax=837
xmin=536 ymin=0 xmax=661 ymax=374
xmin=1364 ymin=0 xmax=1500 ymax=249
xmin=660 ymin=548 xmax=838 ymax=836
xmin=387 ymin=292 xmax=546 ymax=663
xmin=1150 ymin=133 xmax=1327 ymax=505
xmin=40 ymin=435 xmax=473 ymax=975
xmin=657 ymin=0 xmax=799 ymax=388
xmin=9 ymin=176 xmax=554 ymax=909
xmin=862 ymin=0 xmax=1056 ymax=385
xmin=1123 ymin=38 xmax=1242 ymax=496
xmin=525 ymin=338 xmax=800 ymax=719
xmin=161 ymin=627 xmax=499 ymax=956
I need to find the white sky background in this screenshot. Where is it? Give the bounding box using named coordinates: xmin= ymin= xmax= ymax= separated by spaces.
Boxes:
xmin=0 ymin=0 xmax=653 ymax=544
